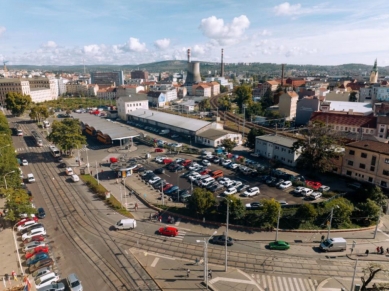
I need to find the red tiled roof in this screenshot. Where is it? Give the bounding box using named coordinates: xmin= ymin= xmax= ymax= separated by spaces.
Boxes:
xmin=347 ymin=140 xmax=389 ymax=154
xmin=310 ymin=112 xmax=376 ymax=128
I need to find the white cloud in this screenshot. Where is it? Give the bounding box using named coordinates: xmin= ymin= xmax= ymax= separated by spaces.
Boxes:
xmin=83 ymin=44 xmax=103 ymax=54
xmin=41 ymin=41 xmax=57 ymax=49
xmin=260 ymin=29 xmax=272 ymax=36
xmin=154 ymin=38 xmax=170 ymax=50
xmin=274 ymin=2 xmax=302 ymax=16
xmin=0 ymin=26 xmax=5 ymax=36
xmin=192 ymin=44 xmax=206 ymax=56
xmin=199 ymin=15 xmax=250 ymax=45
xmin=118 ymin=37 xmax=147 ymax=52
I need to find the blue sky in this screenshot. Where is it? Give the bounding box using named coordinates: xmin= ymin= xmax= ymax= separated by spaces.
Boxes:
xmin=1 ymin=0 xmax=389 ymax=66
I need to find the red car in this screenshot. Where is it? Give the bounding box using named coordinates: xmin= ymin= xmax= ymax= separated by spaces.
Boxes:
xmin=23 ymin=235 xmax=45 ymax=245
xmin=163 ymin=159 xmax=173 ymax=165
xmin=25 ymin=246 xmax=49 ymax=259
xmin=163 ymin=184 xmax=173 ymax=192
xmin=154 ymin=148 xmax=164 ymax=153
xmin=17 ymin=217 xmax=38 ymax=227
xmin=182 ymin=160 xmax=192 ymax=167
xmin=158 ymin=226 xmax=178 ymax=237
xmin=110 ymin=157 xmax=118 ymax=163
xmin=200 ymin=169 xmax=211 ymax=175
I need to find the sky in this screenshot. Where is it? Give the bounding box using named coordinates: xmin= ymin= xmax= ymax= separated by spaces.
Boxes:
xmin=1 ymin=0 xmax=389 ymax=66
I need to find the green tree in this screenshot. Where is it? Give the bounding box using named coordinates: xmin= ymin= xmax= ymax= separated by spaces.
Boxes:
xmin=218 ymin=95 xmax=232 ymax=111
xmin=365 ymin=186 xmax=387 ymax=208
xmin=246 ymin=128 xmax=264 ymax=149
xmin=356 ymin=199 xmax=381 ymax=222
xmin=221 ymin=139 xmax=237 ymax=152
xmin=292 ymin=121 xmax=341 ymax=173
xmin=360 ymin=263 xmax=389 ymax=291
xmin=324 ymin=197 xmax=354 ymax=226
xmin=47 ymin=119 xmax=86 ymax=155
xmin=198 ymin=99 xmax=211 ymax=111
xmin=219 ymin=196 xmax=245 ymax=222
xmin=349 ymin=91 xmax=357 ymax=102
xmin=4 ymin=188 xmax=36 ymax=222
xmin=260 ymin=88 xmax=274 ymax=109
xmin=261 ymin=198 xmax=281 ymax=226
xmin=295 ymin=204 xmax=318 ymax=222
xmin=220 ymin=85 xmax=229 ymax=93
xmin=246 ymin=102 xmax=262 ymax=120
xmin=5 ymin=92 xmax=32 ymax=116
xmin=187 ymin=188 xmax=216 ymax=216
xmin=29 ymin=105 xmax=49 ymax=123
xmin=234 ymin=85 xmax=252 ymax=112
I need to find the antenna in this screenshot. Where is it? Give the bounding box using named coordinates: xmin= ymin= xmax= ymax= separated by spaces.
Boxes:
xmin=3 ymin=61 xmax=9 ymax=72
xmin=83 ymin=59 xmax=86 ymax=75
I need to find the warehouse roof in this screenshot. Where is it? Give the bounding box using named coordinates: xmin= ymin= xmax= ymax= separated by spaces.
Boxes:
xmin=128 ymin=109 xmax=211 ymax=132
xmin=196 ymin=129 xmax=229 ymax=140
xmin=72 ymin=114 xmax=139 ymax=140
xmin=256 ymin=134 xmax=297 ymax=148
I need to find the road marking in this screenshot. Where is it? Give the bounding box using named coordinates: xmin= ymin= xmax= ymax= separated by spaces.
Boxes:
xmin=308 ymin=277 xmax=315 ymax=290
xmin=150 ymin=258 xmax=159 ymax=267
xmin=209 ymin=277 xmax=257 ymax=285
xmin=378 ymin=229 xmax=389 ymax=238
xmin=175 ymin=218 xmax=181 ymax=226
xmin=288 ymin=277 xmax=295 ymax=291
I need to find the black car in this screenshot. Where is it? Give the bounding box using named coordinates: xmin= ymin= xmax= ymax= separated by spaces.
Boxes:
xmin=153 ymin=180 xmax=166 ymax=189
xmin=58 ymin=163 xmax=67 ymax=168
xmin=56 ymin=157 xmax=64 ymax=163
xmin=270 ymin=179 xmax=284 ymax=187
xmin=174 ymin=165 xmax=184 ymax=172
xmin=210 ymin=184 xmax=224 ymax=193
xmin=181 ymin=171 xmax=193 ymax=178
xmin=246 ymin=202 xmax=263 ymax=210
xmin=154 ymin=168 xmax=165 ymax=174
xmin=206 ymin=181 xmax=218 ymax=190
xmin=250 ymin=170 xmax=260 ymax=177
xmin=210 ymin=235 xmax=234 ymax=246
xmin=212 ymin=157 xmax=220 ymax=163
xmin=37 ymin=207 xmax=46 ymax=219
xmin=236 ymin=184 xmax=250 ymax=193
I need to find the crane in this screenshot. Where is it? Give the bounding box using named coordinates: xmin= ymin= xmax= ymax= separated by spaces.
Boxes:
xmin=3 ymin=61 xmax=8 ymax=72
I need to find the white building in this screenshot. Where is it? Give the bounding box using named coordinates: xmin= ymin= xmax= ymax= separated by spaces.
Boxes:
xmin=116 ymin=94 xmax=149 ymax=121
xmin=195 ymin=129 xmax=242 ymax=147
xmin=205 ymin=77 xmax=233 ymax=90
xmin=116 ymin=85 xmax=145 ymax=97
xmin=149 ymin=85 xmax=177 ymax=102
xmin=57 ymin=77 xmax=69 ymax=96
xmin=29 ymin=88 xmax=53 ymax=103
xmin=255 ymin=134 xmax=301 ymax=167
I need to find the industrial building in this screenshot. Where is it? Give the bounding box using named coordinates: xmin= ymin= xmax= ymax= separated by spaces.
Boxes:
xmin=91 ymin=71 xmax=124 ymax=86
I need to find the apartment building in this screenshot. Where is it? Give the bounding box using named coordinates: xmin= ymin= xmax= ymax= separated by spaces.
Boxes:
xmin=116 ymin=94 xmax=149 ymax=121
xmin=278 ymin=91 xmax=298 ymax=120
xmin=342 ymin=140 xmax=389 ymax=188
xmin=0 ymin=79 xmax=30 ymax=105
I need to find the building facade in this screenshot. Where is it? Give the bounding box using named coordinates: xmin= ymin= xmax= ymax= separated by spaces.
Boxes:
xmin=195 ymin=129 xmax=242 ymax=147
xmin=255 ymin=134 xmax=301 ymax=167
xmin=295 ymin=97 xmax=320 ymax=126
xmin=116 ymin=94 xmax=149 ymax=121
xmin=278 ymin=91 xmax=298 ymax=120
xmin=0 ymin=79 xmax=30 ymax=105
xmin=130 ymin=70 xmax=149 ymax=80
xmin=342 ymin=140 xmax=389 ymax=188
xmin=91 ymin=71 xmax=124 ymax=86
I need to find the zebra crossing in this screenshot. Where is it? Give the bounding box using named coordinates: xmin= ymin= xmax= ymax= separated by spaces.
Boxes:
xmin=251 ymin=273 xmax=318 ymax=291
xmin=15 ymin=144 xmax=91 ymax=153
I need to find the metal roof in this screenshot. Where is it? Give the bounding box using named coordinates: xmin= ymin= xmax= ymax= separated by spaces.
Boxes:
xmin=196 ymin=129 xmax=229 ymax=140
xmin=128 ymin=109 xmax=211 ymax=132
xmin=71 ymin=114 xmax=140 ymax=140
xmin=256 ymin=134 xmax=297 ymax=148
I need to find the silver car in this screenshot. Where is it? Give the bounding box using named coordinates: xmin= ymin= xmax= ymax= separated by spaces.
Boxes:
xmin=67 ymin=273 xmax=83 ymax=291
xmin=38 ymin=282 xmax=65 ymax=291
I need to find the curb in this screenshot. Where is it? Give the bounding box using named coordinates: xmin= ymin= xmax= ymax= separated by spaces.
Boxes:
xmin=346 ymin=253 xmax=389 ymax=262
xmin=316 ymin=277 xmax=331 ymax=291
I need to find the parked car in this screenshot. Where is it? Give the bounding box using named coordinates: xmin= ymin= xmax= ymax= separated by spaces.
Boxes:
xmin=25 ymin=246 xmax=49 ymax=259
xmin=38 ymin=282 xmax=65 ymax=291
xmin=162 ymin=184 xmax=173 ymax=192
xmin=37 ymin=207 xmax=46 ymax=219
xmin=17 ymin=221 xmax=38 ymax=232
xmin=278 ymin=200 xmax=289 ymax=206
xmin=29 ymin=258 xmax=54 ymax=273
xmin=22 ymin=159 xmax=29 ymax=166
xmin=16 ymin=217 xmax=38 ymax=227
xmin=22 ymin=228 xmax=46 ymax=240
xmin=32 ymin=267 xmax=52 ymax=280
xmin=148 ymin=176 xmax=161 ymax=184
xmin=165 ymin=186 xmax=179 ymax=195
xmin=271 ymin=179 xmax=284 ymax=187
xmin=231 ymin=181 xmax=242 ymax=188
xmin=237 ymin=184 xmax=250 ymax=193
xmin=210 ymin=235 xmax=234 ymax=246
xmin=222 ymin=160 xmax=232 ymax=167
xmin=245 ymin=202 xmax=263 ymax=210
xmin=219 ymin=177 xmax=231 ymax=186
xmin=180 ymin=193 xmax=192 ymax=202
xmin=67 ymin=273 xmax=83 ymax=291
xmin=154 ymin=168 xmax=165 ymax=174
xmin=34 ymin=272 xmax=59 ymax=289
xmin=158 ymin=226 xmax=178 ymax=237
xmin=153 ymin=179 xmax=166 ymax=189
xmin=228 ymin=163 xmax=239 ymax=170
xmin=301 ymin=188 xmax=313 ymax=197
xmin=269 ymin=240 xmax=290 ymax=250
xmin=24 ymin=241 xmax=46 ymax=252
xmin=154 ymin=148 xmax=164 ymax=152
xmin=309 ymin=192 xmax=322 ymax=200
xmin=293 ymin=186 xmax=305 ymax=195
xmin=23 ymin=235 xmax=45 ymax=244
xmin=319 ymin=185 xmax=330 ymax=192
xmin=202 ymin=160 xmax=211 ymax=166
xmin=278 ymin=181 xmax=292 ymax=189
xmin=223 ymin=187 xmax=237 ymax=196
xmin=242 ymin=187 xmax=260 ymax=197
xmin=265 ymin=176 xmax=276 ymax=184
xmin=26 ymin=253 xmax=50 ymax=266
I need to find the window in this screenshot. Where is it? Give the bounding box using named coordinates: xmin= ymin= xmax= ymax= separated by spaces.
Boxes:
xmin=380 ymin=128 xmax=384 ymax=133
xmin=368 ymin=177 xmax=373 ymax=183
xmin=383 ymin=170 xmax=389 ymax=176
xmin=370 ymin=166 xmax=375 ymax=172
xmin=349 ymin=150 xmax=355 ymax=155
xmin=347 ymin=161 xmax=354 ymax=166
xmin=359 ymin=164 xmax=365 ymax=169
xmin=371 ymin=156 xmax=377 ymax=166
xmin=346 ymin=170 xmax=352 ymax=176
xmin=381 ymin=181 xmax=388 ymax=188
xmin=361 ymin=153 xmax=367 ymax=158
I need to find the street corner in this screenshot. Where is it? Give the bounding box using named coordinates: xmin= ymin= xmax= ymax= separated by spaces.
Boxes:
xmin=316 ymin=277 xmax=351 ymax=291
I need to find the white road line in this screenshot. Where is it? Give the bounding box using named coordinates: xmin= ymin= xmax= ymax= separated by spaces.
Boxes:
xmin=208 ymin=277 xmax=257 ymax=285
xmin=314 ymin=279 xmax=318 ymax=286
xmin=288 ymin=277 xmax=295 ymax=291
xmin=261 ymin=275 xmax=267 ymax=289
xmin=277 ymin=276 xmax=283 ymax=290
xmin=150 ymin=257 xmax=159 ymax=267
xmin=282 ymin=277 xmax=288 ymax=291
xmin=267 ymin=275 xmax=274 ymax=291
xmin=303 ymin=279 xmax=312 ymax=291
xmin=308 ymin=278 xmax=315 ymax=290
xmin=297 ymin=278 xmax=307 ymax=291
xmin=175 ymin=218 xmax=181 ymax=226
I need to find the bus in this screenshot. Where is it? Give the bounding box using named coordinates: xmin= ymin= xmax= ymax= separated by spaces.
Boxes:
xmin=31 ymin=131 xmax=43 ymax=147
xmin=49 ymin=145 xmax=61 ymax=157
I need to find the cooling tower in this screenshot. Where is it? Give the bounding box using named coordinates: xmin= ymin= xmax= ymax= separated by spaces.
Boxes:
xmin=185 ymin=48 xmax=201 ymax=85
xmin=220 ymin=48 xmax=224 ymax=77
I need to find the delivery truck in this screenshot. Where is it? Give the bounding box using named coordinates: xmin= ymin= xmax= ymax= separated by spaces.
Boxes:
xmin=320 ymin=237 xmax=347 ymax=252
xmin=114 ymin=219 xmax=137 ymax=230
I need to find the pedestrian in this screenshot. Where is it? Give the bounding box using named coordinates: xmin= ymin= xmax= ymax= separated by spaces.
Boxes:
xmin=187 ymin=269 xmax=190 ymax=278
xmin=377 ymin=246 xmax=380 ymax=254
xmin=129 ymin=191 xmax=132 ymax=197
xmin=116 ymin=178 xmax=119 ymax=184
xmin=134 ymin=203 xmax=138 ymax=211
xmin=380 ymin=246 xmax=384 ymax=255
xmin=365 ymin=249 xmax=369 ymax=256
xmin=386 ymin=248 xmax=389 ymax=255
xmin=195 ymin=257 xmax=199 ymax=265
xmin=168 ymin=216 xmax=171 ymax=223
xmin=11 ymin=271 xmax=17 ymax=281
xmin=158 ymin=215 xmax=162 ymax=222
xmin=321 ymin=235 xmax=325 ymax=242
xmin=99 ymin=163 xmax=102 ymax=167
xmin=208 ymin=269 xmax=212 ymax=279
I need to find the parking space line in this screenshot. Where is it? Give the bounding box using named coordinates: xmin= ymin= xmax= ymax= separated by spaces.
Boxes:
xmin=150 ymin=257 xmax=159 ymax=267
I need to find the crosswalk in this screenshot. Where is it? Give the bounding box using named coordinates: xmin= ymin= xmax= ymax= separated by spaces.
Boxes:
xmin=15 ymin=144 xmax=90 ymax=153
xmin=251 ymin=273 xmax=318 ymax=291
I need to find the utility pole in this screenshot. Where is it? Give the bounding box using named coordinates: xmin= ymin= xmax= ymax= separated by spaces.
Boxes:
xmin=327 ymin=206 xmax=337 ymax=239
xmin=374 ymin=207 xmax=382 ymax=239
xmin=275 ymin=207 xmax=281 ymax=241
xmin=225 ymin=198 xmax=229 ymax=271
xmin=242 ymin=104 xmax=247 ymax=140
xmin=350 ymin=259 xmax=358 ymax=291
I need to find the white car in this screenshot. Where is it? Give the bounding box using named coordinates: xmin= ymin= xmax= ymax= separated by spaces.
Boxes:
xmin=278 ymin=181 xmax=293 ymax=189
xmin=278 ymin=200 xmax=289 ymax=206
xmin=243 ymin=187 xmax=260 ymax=197
xmin=222 ymin=160 xmax=232 ymax=166
xmin=202 ymin=160 xmax=211 ymax=166
xmin=309 ymin=192 xmax=322 ymax=200
xmin=231 ymin=181 xmax=243 ymax=188
xmin=319 ymin=185 xmax=330 ymax=192
xmin=229 ymin=163 xmax=239 ymax=170
xmin=224 ymin=180 xmax=234 ymax=187
xmin=293 ymin=186 xmax=305 ymax=194
xmin=17 ymin=221 xmax=37 ymax=232
xmin=301 ymin=188 xmax=313 ymax=197
xmin=223 ymin=187 xmax=237 ymax=196
xmin=22 ymin=228 xmax=46 ymax=240
xmin=188 ymin=163 xmax=200 ymax=170
xmin=148 ymin=176 xmax=161 ymax=184
xmin=219 ymin=178 xmax=231 ymax=186
xmin=155 ymin=156 xmax=167 ymax=163
xmin=24 ymin=241 xmax=46 ymax=252
xmin=189 ymin=173 xmax=201 ymax=181
xmin=65 ymin=167 xmax=73 ymax=176
xmin=34 ymin=272 xmax=60 ymax=290
xmin=71 ymin=174 xmax=80 ymax=182
xmin=22 ymin=159 xmax=29 ymax=166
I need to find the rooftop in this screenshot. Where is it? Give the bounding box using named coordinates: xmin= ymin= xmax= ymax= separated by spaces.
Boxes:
xmin=256 ymin=134 xmax=297 ymax=148
xmin=196 ymin=129 xmax=229 ymax=140
xmin=325 ymin=101 xmax=373 ymax=114
xmin=71 ymin=114 xmax=139 ymax=140
xmin=118 ymin=93 xmax=148 ymax=102
xmin=347 ymin=140 xmax=389 ymax=155
xmin=310 ymin=112 xmax=376 ymax=128
xmin=128 ymin=109 xmax=211 ymax=132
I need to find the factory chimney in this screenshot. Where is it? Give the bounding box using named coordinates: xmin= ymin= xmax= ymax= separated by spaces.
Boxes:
xmin=281 ymin=64 xmax=285 ymax=86
xmin=187 ymin=49 xmax=191 ymax=63
xmin=220 ymin=48 xmax=224 ymax=77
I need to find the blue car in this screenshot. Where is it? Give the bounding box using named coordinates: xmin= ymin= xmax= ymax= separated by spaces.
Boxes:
xmin=165 ymin=186 xmax=179 ymax=195
xmin=37 ymin=207 xmax=46 ymax=219
xmin=26 ymin=253 xmax=49 ymax=266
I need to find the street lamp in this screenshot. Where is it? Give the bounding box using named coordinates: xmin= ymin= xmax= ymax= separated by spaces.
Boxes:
xmin=275 ymin=206 xmax=281 ymax=241
xmin=0 ymin=144 xmax=10 ymax=156
xmin=223 ymin=197 xmax=230 ymax=271
xmin=327 ymin=205 xmax=339 ymax=239
xmin=196 ymin=230 xmax=217 ymax=290
xmin=4 ymin=170 xmax=15 ymax=189
xmin=242 ymin=104 xmax=247 ymax=139
xmin=84 ymin=145 xmax=90 ymax=174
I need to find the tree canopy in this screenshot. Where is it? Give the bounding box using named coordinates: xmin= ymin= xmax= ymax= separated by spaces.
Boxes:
xmin=5 ymin=92 xmax=32 ymax=116
xmin=220 ymin=85 xmax=229 ymax=93
xmin=246 ymin=128 xmax=264 ymax=149
xmin=295 ymin=204 xmax=318 ymax=222
xmin=349 ymin=91 xmax=357 ymax=102
xmin=198 ymin=99 xmax=211 ymax=111
xmin=187 ymin=187 xmax=216 ymax=216
xmin=260 ymin=88 xmax=274 ymax=109
xmin=218 ymin=95 xmax=232 ymax=111
xmin=325 ymin=197 xmax=354 ymax=226
xmin=218 ymin=195 xmax=245 ymax=222
xmin=292 ymin=121 xmax=342 ymax=173
xmin=221 ymin=139 xmax=237 ymax=152
xmin=260 ymin=198 xmax=281 ymax=226
xmin=29 ymin=105 xmax=50 ymax=122
xmin=234 ymin=85 xmax=252 ymax=112
xmin=47 ymin=118 xmax=86 ymax=154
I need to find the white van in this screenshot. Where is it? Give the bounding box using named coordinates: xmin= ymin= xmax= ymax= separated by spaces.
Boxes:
xmin=114 ymin=219 xmax=137 ymax=230
xmin=27 ymin=173 xmax=35 ymax=183
xmin=320 ymin=237 xmax=347 ymax=252
xmin=43 ymin=120 xmax=50 ymax=128
xmin=65 ymin=167 xmax=73 ymax=176
xmin=71 ymin=174 xmax=79 ymax=182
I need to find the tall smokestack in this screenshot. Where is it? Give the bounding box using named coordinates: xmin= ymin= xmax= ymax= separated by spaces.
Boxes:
xmin=281 ymin=64 xmax=285 ymax=86
xmin=187 ymin=49 xmax=191 ymax=63
xmin=221 ymin=48 xmax=224 ymax=77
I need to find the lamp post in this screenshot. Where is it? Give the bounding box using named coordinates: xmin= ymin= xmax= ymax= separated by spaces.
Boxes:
xmin=85 ymin=145 xmax=90 ymax=174
xmin=327 ymin=205 xmax=339 ymax=239
xmin=4 ymin=170 xmax=15 ymax=190
xmin=223 ymin=198 xmax=230 ymax=271
xmin=275 ymin=206 xmax=281 ymax=241
xmin=242 ymin=104 xmax=247 ymax=139
xmin=196 ymin=230 xmax=217 ymax=290
xmin=0 ymin=144 xmax=10 ymax=156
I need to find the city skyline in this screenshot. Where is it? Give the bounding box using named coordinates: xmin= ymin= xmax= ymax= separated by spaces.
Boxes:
xmin=1 ymin=0 xmax=389 ymax=66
